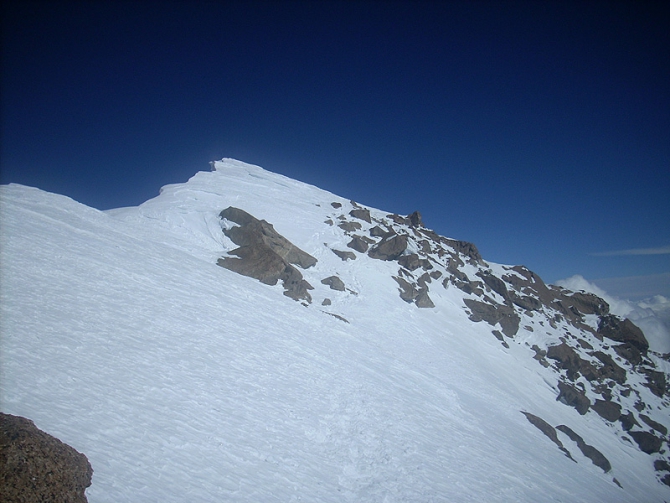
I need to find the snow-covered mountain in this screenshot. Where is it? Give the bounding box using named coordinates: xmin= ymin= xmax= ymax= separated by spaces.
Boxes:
xmin=1 ymin=158 xmax=668 ymax=502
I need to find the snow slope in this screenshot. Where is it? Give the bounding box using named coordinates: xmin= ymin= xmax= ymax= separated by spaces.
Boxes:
xmin=1 ymin=159 xmax=668 ymax=502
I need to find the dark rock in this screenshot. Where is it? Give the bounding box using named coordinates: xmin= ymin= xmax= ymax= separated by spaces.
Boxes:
xmin=612 ymin=343 xmax=643 ymax=366
xmin=0 ymin=413 xmax=93 ymax=503
xmin=478 ymin=272 xmax=510 ymax=301
xmin=415 ymin=289 xmax=435 ymax=309
xmin=531 ymin=345 xmax=547 ymax=360
xmin=393 ymin=277 xmax=418 ymax=303
xmin=566 ymin=292 xmax=610 ymax=316
xmin=387 ymin=214 xmax=408 ymax=225
xmin=369 ymin=225 xmax=389 ymax=238
xmin=619 ymin=411 xmax=639 ymax=431
xmin=442 ymin=238 xmax=482 ymax=263
xmin=654 ymin=460 xmax=670 ymax=472
xmin=407 ymin=211 xmax=423 ymax=227
xmin=597 ymin=315 xmax=649 ymax=354
xmin=661 ymin=474 xmax=670 ymax=487
xmin=322 ymin=298 xmax=332 ymax=306
xmin=218 ymin=207 xmax=317 ymax=301
xmin=591 ymin=351 xmax=626 ymax=384
xmin=368 ymin=234 xmax=408 ymax=261
xmin=347 ymin=236 xmax=369 ymax=253
xmin=556 ymin=424 xmax=611 ymax=472
xmin=463 ymin=299 xmax=520 ymax=337
xmin=349 ymin=208 xmax=371 ymax=223
xmin=521 ymin=412 xmax=574 ymax=460
xmin=398 ymin=254 xmax=421 ymax=271
xmin=592 ymin=399 xmax=622 ymax=422
xmin=640 ymin=368 xmax=667 ymax=398
xmin=640 ymin=414 xmax=668 ymax=435
xmin=511 ymin=294 xmax=542 ymax=311
xmin=557 ymin=382 xmax=590 ymax=415
xmin=338 ymin=221 xmax=363 ymax=233
xmin=330 ymin=202 xmax=342 ymax=208
xmin=547 ymin=343 xmax=591 ymax=381
xmin=628 ymin=431 xmax=663 ymax=454
xmin=332 ymin=249 xmax=356 ymax=261
xmin=220 ymin=207 xmax=317 ymax=269
xmin=321 ymin=276 xmax=345 ymax=292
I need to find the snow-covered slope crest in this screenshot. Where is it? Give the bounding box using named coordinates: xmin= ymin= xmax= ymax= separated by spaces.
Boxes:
xmin=1 ymin=158 xmax=669 ymax=502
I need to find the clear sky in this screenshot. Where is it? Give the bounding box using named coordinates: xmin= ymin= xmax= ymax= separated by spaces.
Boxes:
xmin=2 ymin=0 xmax=668 ymax=298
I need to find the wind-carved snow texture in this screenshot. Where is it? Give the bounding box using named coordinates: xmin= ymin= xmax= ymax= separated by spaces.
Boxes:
xmin=1 ymin=158 xmax=669 ymax=502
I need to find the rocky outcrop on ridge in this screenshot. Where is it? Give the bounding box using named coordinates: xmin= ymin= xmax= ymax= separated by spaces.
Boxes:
xmin=215 ymin=198 xmax=669 ymax=489
xmin=0 ymin=413 xmax=93 ymax=503
xmin=217 ymin=207 xmax=316 ymax=302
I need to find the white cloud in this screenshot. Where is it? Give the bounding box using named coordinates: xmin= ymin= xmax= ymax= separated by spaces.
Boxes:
xmin=555 ymin=275 xmax=670 ymax=354
xmin=590 ymin=245 xmax=670 ymax=256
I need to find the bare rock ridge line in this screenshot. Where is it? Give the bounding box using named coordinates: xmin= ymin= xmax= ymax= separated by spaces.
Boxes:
xmin=0 ymin=413 xmax=93 ymax=503
xmin=214 ymin=200 xmax=669 ymax=487
xmin=217 ymin=206 xmax=316 ymax=302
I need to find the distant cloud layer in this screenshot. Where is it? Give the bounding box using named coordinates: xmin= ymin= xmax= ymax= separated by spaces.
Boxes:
xmin=556 ymin=275 xmax=670 ymax=354
xmin=591 ymin=245 xmax=670 ymax=256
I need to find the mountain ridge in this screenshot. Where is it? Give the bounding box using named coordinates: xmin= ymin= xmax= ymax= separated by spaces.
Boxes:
xmin=1 ymin=158 xmax=668 ymax=502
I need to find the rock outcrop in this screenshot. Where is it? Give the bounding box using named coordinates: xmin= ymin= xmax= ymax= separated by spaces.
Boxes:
xmin=218 ymin=207 xmax=316 ymax=302
xmin=0 ymin=413 xmax=93 ymax=503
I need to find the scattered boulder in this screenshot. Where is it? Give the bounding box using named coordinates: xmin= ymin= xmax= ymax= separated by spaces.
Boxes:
xmin=331 ymin=249 xmax=356 ymax=261
xmin=407 ymin=211 xmax=423 ymax=227
xmin=640 ymin=414 xmax=668 ymax=436
xmin=398 ymin=254 xmax=421 ymax=271
xmin=628 ymin=431 xmax=663 ymax=454
xmin=322 ymin=298 xmax=332 ymax=306
xmin=555 ymin=424 xmax=611 ymax=472
xmin=331 ymin=202 xmax=342 ymax=208
xmin=591 ymin=351 xmax=626 ymax=384
xmin=368 ymin=234 xmax=408 ymax=261
xmin=393 ymin=277 xmax=418 ymax=303
xmin=218 ymin=207 xmax=316 ymax=302
xmin=565 ymin=292 xmax=609 ymax=316
xmin=619 ymin=411 xmax=639 ymax=431
xmin=338 ymin=221 xmax=362 ymax=233
xmin=369 ymin=225 xmax=389 ymax=238
xmin=0 ymin=413 xmax=93 ymax=503
xmin=546 ymin=343 xmax=593 ymax=381
xmin=640 ymin=368 xmax=667 ymax=398
xmin=321 ymin=276 xmax=345 ymax=292
xmin=597 ymin=316 xmax=649 ymax=354
xmin=347 ymin=236 xmax=369 ymax=253
xmin=220 ymin=207 xmax=317 ymax=269
xmin=463 ymin=299 xmax=520 ymax=337
xmin=349 ymin=208 xmax=371 ymax=223
xmin=478 ymin=272 xmax=510 ymax=302
xmin=521 ymin=412 xmax=574 ymax=460
xmin=591 ymin=399 xmax=622 ymax=422
xmin=414 ymin=289 xmax=435 ymax=309
xmin=557 ymin=382 xmax=590 ymax=415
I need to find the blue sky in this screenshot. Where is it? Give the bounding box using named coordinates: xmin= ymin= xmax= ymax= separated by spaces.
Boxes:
xmin=2 ymin=0 xmax=668 ymax=298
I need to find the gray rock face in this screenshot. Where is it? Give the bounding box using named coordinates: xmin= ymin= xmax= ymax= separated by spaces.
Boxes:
xmin=598 ymin=315 xmax=649 ymax=354
xmin=628 ymin=431 xmax=663 ymax=454
xmin=463 ymin=299 xmax=520 ymax=337
xmin=321 ymin=276 xmax=346 ymax=291
xmin=0 ymin=413 xmax=93 ymax=503
xmin=521 ymin=412 xmax=574 ymax=460
xmin=592 ymin=399 xmax=622 ymax=422
xmin=555 ymin=424 xmax=611 ymax=473
xmin=557 ymin=382 xmax=590 ymax=415
xmin=332 ymin=249 xmax=356 ymax=261
xmin=368 ymin=234 xmax=408 ymax=261
xmin=218 ymin=207 xmax=316 ymax=302
xmin=349 ymin=208 xmax=371 ymax=223
xmin=347 ymin=236 xmax=369 ymax=253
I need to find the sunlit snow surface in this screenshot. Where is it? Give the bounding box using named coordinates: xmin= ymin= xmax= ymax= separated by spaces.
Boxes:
xmin=1 ymin=159 xmax=666 ymax=501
